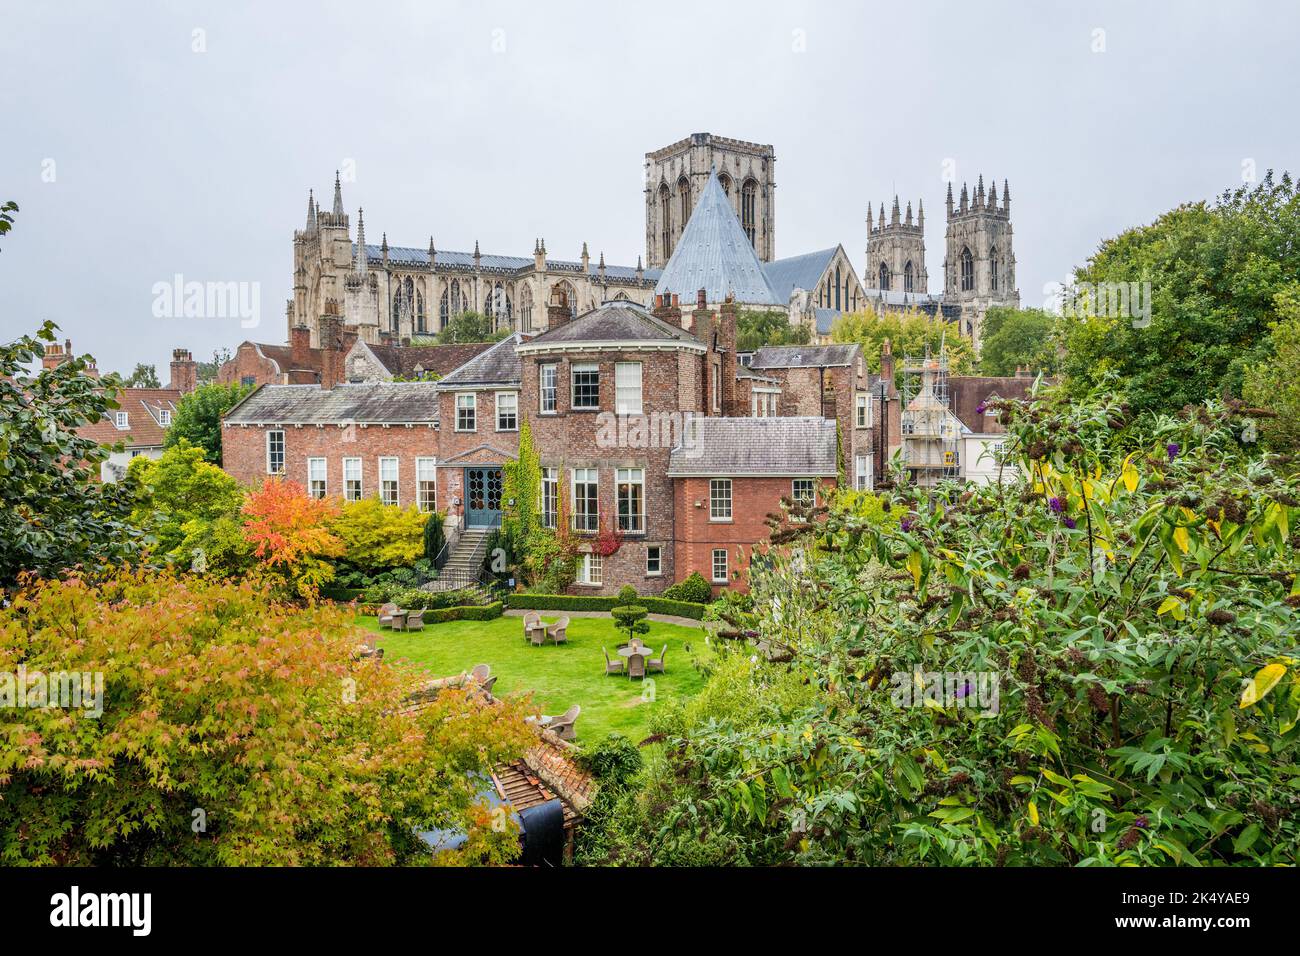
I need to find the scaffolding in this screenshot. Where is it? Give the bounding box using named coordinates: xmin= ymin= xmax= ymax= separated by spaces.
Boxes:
xmin=900 ymin=348 xmax=961 ymax=485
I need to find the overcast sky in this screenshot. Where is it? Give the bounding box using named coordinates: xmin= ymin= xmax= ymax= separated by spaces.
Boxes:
xmin=1 ymin=0 xmax=1297 ymax=376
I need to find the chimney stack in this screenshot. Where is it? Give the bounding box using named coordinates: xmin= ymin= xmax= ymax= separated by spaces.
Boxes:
xmin=42 ymin=339 xmax=72 ymax=372
xmin=168 ymin=348 xmax=198 ymax=394
xmin=652 ymin=291 xmax=683 ymax=329
xmin=547 ymin=286 xmax=571 ymax=331
xmin=290 ymin=324 xmax=312 ymax=367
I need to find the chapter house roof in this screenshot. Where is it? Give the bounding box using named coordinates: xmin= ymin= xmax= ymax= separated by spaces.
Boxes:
xmin=668 ymin=416 xmax=838 ymax=477
xmin=654 ymin=169 xmax=781 ymax=307
xmin=224 ymin=381 xmax=441 ymax=424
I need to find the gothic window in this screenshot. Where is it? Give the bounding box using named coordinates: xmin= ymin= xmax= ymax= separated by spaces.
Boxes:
xmin=960 ymin=247 xmax=974 ymax=292
xmin=439 ymin=288 xmax=449 ymax=329
xmin=741 ymin=179 xmax=758 ymax=247
xmin=878 ymin=261 xmax=890 ymax=291
xmin=451 ymin=279 xmax=465 ymax=316
xmin=677 ymin=176 xmax=690 ymax=231
xmin=718 ymin=172 xmax=732 ymax=197
xmin=484 ymin=281 xmax=512 ymax=330
xmin=391 ymin=278 xmax=404 ymax=326
xmin=990 ymin=247 xmax=999 ymax=291
xmin=904 ymin=261 xmax=915 ymax=293
xmin=659 ymin=183 xmax=672 ymax=260
xmin=834 ymin=265 xmax=842 ymax=311
xmin=415 ymin=285 xmax=426 ymax=332
xmin=519 ymin=285 xmax=534 ymax=329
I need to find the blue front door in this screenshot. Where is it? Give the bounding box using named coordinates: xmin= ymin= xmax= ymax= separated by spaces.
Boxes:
xmin=465 ymin=467 xmax=503 ymax=527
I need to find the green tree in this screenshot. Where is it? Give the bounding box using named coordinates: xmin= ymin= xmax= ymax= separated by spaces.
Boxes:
xmin=1243 ymin=283 xmax=1300 ymax=454
xmin=830 ymin=307 xmax=975 ymax=380
xmin=435 ymin=311 xmax=509 ymax=344
xmin=1057 ymin=170 xmax=1300 ymax=415
xmin=328 ymin=497 xmax=428 ymax=571
xmin=163 ymin=380 xmax=253 ymax=465
xmin=127 ymin=439 xmax=245 ymax=559
xmin=195 ymin=347 xmax=232 ymax=385
xmin=736 ymin=309 xmax=811 ymax=352
xmin=0 ymin=321 xmax=141 ymax=586
xmin=979 ymin=307 xmax=1057 ymax=376
xmin=124 ymin=363 xmax=161 ymax=388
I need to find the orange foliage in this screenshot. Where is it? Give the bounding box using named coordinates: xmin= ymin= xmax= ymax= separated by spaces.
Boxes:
xmin=241 ymin=477 xmax=344 ymax=597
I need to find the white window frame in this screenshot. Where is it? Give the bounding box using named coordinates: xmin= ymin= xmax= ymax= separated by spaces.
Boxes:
xmin=616 ymin=467 xmax=644 ymax=533
xmin=158 ymin=409 xmax=172 ymax=426
xmin=711 ymin=548 xmax=728 ymax=584
xmin=266 ymin=430 xmax=285 ymax=474
xmin=792 ymin=478 xmax=817 ymax=507
xmin=495 ymin=391 xmax=519 ymax=431
xmin=571 ymin=363 xmax=599 ymax=410
xmin=115 ymin=411 xmax=129 ymax=429
xmin=539 ymin=363 xmax=558 ymax=414
xmin=615 ymin=361 xmax=643 ymax=415
xmin=752 ymin=388 xmax=778 ymax=418
xmin=541 ymin=467 xmax=558 ymax=529
xmin=711 ymin=368 xmax=721 ymax=412
xmin=709 ymin=478 xmax=733 ymax=521
xmin=856 ymin=393 xmax=871 ymax=429
xmin=578 ymin=552 xmax=603 ymax=587
xmin=855 ymin=454 xmax=873 ymax=491
xmin=307 ymin=457 xmax=327 ymax=499
xmin=646 ymin=545 xmax=662 ymax=577
xmin=572 ymin=467 xmax=599 ymax=531
xmin=378 ymin=457 xmax=399 ymax=506
xmin=455 ymin=392 xmax=477 ymax=432
xmin=343 ymin=457 xmax=363 ymax=502
xmin=416 ymin=457 xmax=437 ymax=512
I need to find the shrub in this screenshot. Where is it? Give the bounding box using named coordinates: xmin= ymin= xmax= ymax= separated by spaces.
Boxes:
xmin=241 ymin=478 xmax=343 ymax=599
xmin=423 ymin=511 xmax=446 ymax=564
xmin=424 ymin=602 xmax=503 ymax=624
xmin=663 ymin=571 xmax=712 ymax=604
xmin=329 ymin=497 xmax=427 ymax=570
xmin=504 ymin=593 xmax=707 ymax=621
xmin=616 ymin=585 xmax=638 ymax=604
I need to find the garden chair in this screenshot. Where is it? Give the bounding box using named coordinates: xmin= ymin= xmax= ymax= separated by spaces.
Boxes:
xmin=546 ymin=705 xmax=581 ymax=742
xmin=604 ymin=647 xmax=624 ymax=676
xmin=547 ymin=616 xmax=569 ymax=644
xmin=627 ymin=653 xmax=646 ymax=680
xmin=522 ymin=611 xmax=541 ymax=642
xmin=404 ymin=609 xmax=426 ymax=631
xmin=479 ymin=675 xmax=497 ymax=698
xmin=647 ymin=646 xmax=667 ymax=674
xmin=470 ymin=663 xmax=491 ymax=684
xmin=378 ymin=602 xmax=400 ymax=629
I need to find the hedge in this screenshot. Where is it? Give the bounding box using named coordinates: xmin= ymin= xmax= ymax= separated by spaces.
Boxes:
xmin=504 ymin=593 xmax=706 ymax=621
xmin=424 ymin=601 xmax=503 ymax=623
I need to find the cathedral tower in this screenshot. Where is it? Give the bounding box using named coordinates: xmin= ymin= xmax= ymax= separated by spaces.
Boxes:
xmin=866 ymin=196 xmax=928 ymax=296
xmin=645 ymin=133 xmax=776 ymax=268
xmin=942 ymin=175 xmax=1018 ymax=348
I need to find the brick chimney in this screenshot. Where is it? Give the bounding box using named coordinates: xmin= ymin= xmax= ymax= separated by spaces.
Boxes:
xmin=880 ymin=338 xmax=897 ymax=398
xmin=42 ymin=339 xmax=72 ymax=371
xmin=168 ymin=348 xmax=198 ymax=394
xmin=547 ymin=286 xmax=571 ymax=331
xmin=290 ymin=324 xmax=312 ymax=368
xmin=651 ymin=292 xmax=683 ymax=329
xmin=717 ymin=293 xmax=739 ymax=416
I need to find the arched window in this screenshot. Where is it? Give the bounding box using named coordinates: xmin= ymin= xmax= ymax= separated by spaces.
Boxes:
xmin=878 ymin=261 xmax=890 ymax=291
xmin=391 ymin=277 xmax=405 ymax=326
xmin=659 ymin=183 xmax=672 ymax=260
xmin=741 ymin=179 xmax=758 ymax=247
xmin=904 ymin=261 xmax=914 ymax=294
xmin=451 ymin=278 xmax=465 ymax=316
xmin=415 ymin=283 xmax=426 ymax=333
xmin=834 ymin=266 xmax=842 ymax=311
xmin=677 ymin=176 xmax=691 ymax=230
xmin=484 ymin=281 xmax=512 ymax=330
xmin=960 ymin=247 xmax=974 ymax=292
xmin=519 ymin=285 xmax=534 ymax=330
xmin=990 ymin=247 xmax=999 ymax=291
xmin=439 ymin=288 xmax=449 ymax=329
xmin=718 ymin=172 xmax=732 ymax=197
xmin=614 ymin=291 xmax=630 ymax=301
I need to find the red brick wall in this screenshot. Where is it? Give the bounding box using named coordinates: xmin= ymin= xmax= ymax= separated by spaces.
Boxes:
xmin=221 ymin=421 xmax=440 ymax=509
xmin=434 ymin=385 xmax=519 ymax=530
xmin=673 ymin=475 xmax=835 ymax=594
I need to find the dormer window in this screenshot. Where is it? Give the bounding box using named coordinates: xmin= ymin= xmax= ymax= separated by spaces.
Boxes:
xmin=159 ymin=409 xmax=171 ymax=426
xmin=115 ymin=411 xmax=129 ymax=429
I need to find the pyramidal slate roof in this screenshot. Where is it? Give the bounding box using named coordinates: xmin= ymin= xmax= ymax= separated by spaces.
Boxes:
xmin=224 ymin=382 xmax=441 ymax=424
xmin=654 ymin=169 xmax=781 ymax=307
xmin=435 ymin=332 xmax=524 ymax=388
xmin=668 ymin=416 xmax=837 ymax=476
xmin=518 ymin=301 xmax=702 ymax=350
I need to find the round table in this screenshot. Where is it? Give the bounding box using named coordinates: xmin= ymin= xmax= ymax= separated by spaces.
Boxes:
xmin=617 ymin=644 xmax=651 ymax=658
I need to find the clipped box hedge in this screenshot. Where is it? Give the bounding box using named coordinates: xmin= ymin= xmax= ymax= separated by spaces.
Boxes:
xmin=423 ymin=602 xmax=504 ymax=624
xmin=505 ymin=593 xmax=706 ymax=621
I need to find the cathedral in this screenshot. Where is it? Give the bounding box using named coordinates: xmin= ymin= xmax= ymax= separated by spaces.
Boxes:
xmin=284 ymin=134 xmax=1019 ymax=356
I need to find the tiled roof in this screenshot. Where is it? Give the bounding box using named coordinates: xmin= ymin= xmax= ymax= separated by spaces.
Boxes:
xmin=762 ymin=248 xmax=837 ymax=302
xmin=365 ymin=342 xmax=493 ymax=380
xmin=435 ymin=333 xmax=523 ymax=388
xmin=223 ymin=381 xmax=441 ymax=424
xmin=668 ymin=416 xmax=838 ymax=476
xmin=78 ymin=388 xmax=181 ymax=449
xmin=750 ymin=343 xmax=861 ymax=369
xmin=519 ymin=301 xmax=702 ymax=350
xmin=654 ymin=169 xmax=781 ymax=306
xmin=355 ymin=243 xmax=662 ymax=284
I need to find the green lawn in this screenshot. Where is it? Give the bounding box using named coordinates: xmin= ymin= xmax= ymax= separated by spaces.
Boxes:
xmin=359 ymin=613 xmax=708 ymax=744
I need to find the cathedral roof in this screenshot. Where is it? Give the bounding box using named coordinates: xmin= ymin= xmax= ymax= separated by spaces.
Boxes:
xmin=654 ymin=169 xmax=781 ymax=307
xmin=353 ymin=243 xmax=661 ymax=283
xmin=518 ymin=302 xmax=703 ymax=351
xmin=762 ymin=248 xmax=838 ymax=303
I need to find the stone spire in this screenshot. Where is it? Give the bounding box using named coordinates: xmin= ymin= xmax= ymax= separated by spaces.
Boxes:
xmin=918 ymin=198 xmax=925 ymax=229
xmin=1002 ymin=179 xmax=1011 ymax=213
xmin=866 ymin=202 xmax=873 ymax=236
xmin=581 ymin=241 xmax=590 ymax=272
xmin=946 ymin=182 xmax=954 ymax=216
xmin=332 ymin=171 xmax=344 ymax=217
xmin=381 ymin=232 xmax=389 ymax=267
xmin=306 ymin=190 xmax=317 ymax=233
xmin=905 ymin=201 xmax=913 ymax=227
xmin=354 ymin=208 xmax=367 ymax=274
xmin=960 ymin=183 xmax=969 ymax=213
xmin=598 ymin=250 xmax=606 ymax=280
xmin=878 ymin=205 xmax=886 ymax=230
xmin=428 ymin=236 xmax=436 ymax=265
xmin=636 ymin=255 xmax=643 ymax=280
xmin=891 ymin=196 xmax=901 ymax=225
xmin=976 ymin=175 xmax=985 ymax=210
xmin=473 ymin=240 xmax=481 ymax=264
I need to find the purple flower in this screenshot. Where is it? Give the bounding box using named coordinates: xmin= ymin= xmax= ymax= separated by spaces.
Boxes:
xmin=1063 ymin=517 xmax=1077 ymax=530
xmin=1134 ymin=816 xmax=1149 ymax=829
xmin=955 ymin=680 xmax=972 ymax=699
xmin=1166 ymin=442 xmax=1180 ymax=461
xmin=1049 ymin=497 xmax=1064 ymax=514
xmin=900 ymin=518 xmax=914 ymax=532
xmin=975 ymin=402 xmax=987 ymax=415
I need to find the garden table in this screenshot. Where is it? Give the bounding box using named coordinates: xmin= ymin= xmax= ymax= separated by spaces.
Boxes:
xmin=617 ymin=644 xmax=649 ymax=658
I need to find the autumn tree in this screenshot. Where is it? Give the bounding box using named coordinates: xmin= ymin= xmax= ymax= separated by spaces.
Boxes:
xmin=830 ymin=307 xmax=975 ymax=379
xmin=242 ymin=478 xmax=344 ymax=598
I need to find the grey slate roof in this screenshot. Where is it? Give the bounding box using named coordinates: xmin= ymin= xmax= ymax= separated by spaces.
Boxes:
xmin=750 ymin=343 xmax=861 ymax=369
xmin=653 ymin=169 xmax=781 ymax=307
xmin=518 ymin=301 xmax=702 ymax=349
xmin=814 ymin=308 xmax=839 ymax=336
xmin=224 ymin=382 xmax=441 ymax=424
xmin=762 ymin=248 xmax=837 ymax=302
xmin=355 ymin=243 xmax=662 ymax=283
xmin=435 ymin=332 xmax=523 ymax=388
xmin=668 ymin=416 xmax=837 ymax=476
